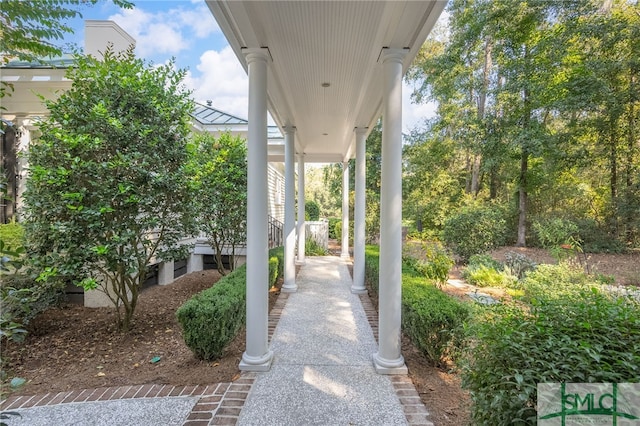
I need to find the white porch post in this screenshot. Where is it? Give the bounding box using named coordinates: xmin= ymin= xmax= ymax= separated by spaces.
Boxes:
xmin=282 ymin=126 xmax=297 ymax=292
xmin=240 ymin=48 xmax=273 ymax=371
xmin=341 ymin=161 xmax=350 ymax=258
xmin=296 ymin=154 xmax=306 ymax=264
xmin=373 ymin=48 xmax=408 ymax=374
xmin=352 ymin=128 xmax=367 ymax=293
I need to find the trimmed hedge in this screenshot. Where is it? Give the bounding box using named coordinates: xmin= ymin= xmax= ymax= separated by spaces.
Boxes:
xmin=364 ymin=245 xmax=470 ymax=366
xmin=176 ymin=247 xmax=284 ymax=360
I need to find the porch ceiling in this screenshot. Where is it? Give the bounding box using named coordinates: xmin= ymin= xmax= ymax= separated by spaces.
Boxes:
xmin=206 ymin=0 xmax=446 ymax=163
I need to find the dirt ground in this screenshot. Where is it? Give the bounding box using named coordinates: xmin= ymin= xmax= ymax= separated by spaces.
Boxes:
xmin=1 ymin=259 xmax=470 ymax=426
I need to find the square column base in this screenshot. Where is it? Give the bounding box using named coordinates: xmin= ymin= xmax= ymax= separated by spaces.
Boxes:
xmin=239 ymin=351 xmax=273 ymax=372
xmin=372 ymin=353 xmax=408 ymax=375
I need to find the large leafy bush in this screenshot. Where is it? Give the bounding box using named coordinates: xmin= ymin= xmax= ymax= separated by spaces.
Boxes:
xmin=22 ymin=48 xmax=195 ymax=331
xmin=442 ymin=204 xmax=509 ymax=261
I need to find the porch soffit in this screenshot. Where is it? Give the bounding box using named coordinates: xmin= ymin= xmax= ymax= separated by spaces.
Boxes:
xmin=206 ymin=0 xmax=446 ymax=163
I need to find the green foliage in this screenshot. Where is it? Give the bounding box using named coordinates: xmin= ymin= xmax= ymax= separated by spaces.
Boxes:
xmin=327 ymin=217 xmax=340 ymax=239
xmin=305 ymin=238 xmax=327 ymax=256
xmin=22 ymin=47 xmax=195 ymax=332
xmin=187 ymin=132 xmax=247 ymax=274
xmin=176 ymin=265 xmax=247 ymax=360
xmin=503 ymin=251 xmax=537 ymax=280
xmin=576 ymin=218 xmax=626 ymax=254
xmin=403 ymin=277 xmax=470 ymax=367
xmin=177 ymin=248 xmax=283 ymax=360
xmin=269 ymin=246 xmax=284 ymax=281
xmin=462 ymin=283 xmax=640 ymax=424
xmin=364 ymin=245 xmax=381 ymax=295
xmin=305 ymin=200 xmax=320 ymax=221
xmin=0 ymin=222 xmax=24 ymax=254
xmin=532 ymin=217 xmax=580 ymax=249
xmin=406 ymin=242 xmax=454 ymax=288
xmin=463 ymin=265 xmax=516 ymax=288
xmin=518 ymin=262 xmax=596 ymax=302
xmin=467 ymin=254 xmax=503 ymax=271
xmin=442 ymin=204 xmax=509 ymax=261
xmin=333 ymin=220 xmax=342 ymax=242
xmin=365 ymin=245 xmax=469 ymax=366
xmin=0 ymin=0 xmax=133 ymax=64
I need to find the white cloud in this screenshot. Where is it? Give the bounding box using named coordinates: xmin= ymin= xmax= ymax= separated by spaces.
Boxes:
xmin=184 ymin=46 xmax=249 ymax=119
xmin=108 ymin=3 xmax=219 ymax=59
xmin=176 ymin=4 xmax=220 ymax=39
xmin=402 ymin=81 xmax=437 ymax=132
xmin=108 ymin=8 xmax=186 ymax=57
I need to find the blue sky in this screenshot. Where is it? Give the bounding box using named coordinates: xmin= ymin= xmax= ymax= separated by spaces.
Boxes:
xmin=65 ymin=0 xmax=437 ymax=131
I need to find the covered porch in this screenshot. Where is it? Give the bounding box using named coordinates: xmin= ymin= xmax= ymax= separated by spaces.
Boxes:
xmin=205 ymin=0 xmax=446 ymax=374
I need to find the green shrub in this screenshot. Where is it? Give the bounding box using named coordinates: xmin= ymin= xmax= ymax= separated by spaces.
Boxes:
xmin=0 ymin=221 xmax=24 ymax=253
xmin=467 ymin=254 xmax=503 ymax=271
xmin=177 ymin=247 xmax=283 ymax=360
xmin=305 ymin=237 xmax=328 ymax=256
xmin=519 ymin=262 xmax=595 ymax=302
xmin=365 ymin=245 xmax=470 ymax=366
xmin=462 ymin=288 xmax=640 ymax=424
xmin=442 ymin=204 xmax=509 ymax=261
xmin=532 ymin=217 xmax=579 ymax=249
xmin=403 ymin=277 xmax=470 ymax=366
xmin=305 ymin=200 xmax=320 ymax=221
xmin=364 ymin=245 xmax=381 ymax=295
xmin=269 ymin=246 xmax=284 ymax=280
xmin=409 ymin=242 xmax=454 ymax=288
xmin=576 ymin=218 xmax=626 ymax=253
xmin=503 ymin=251 xmax=537 ymax=280
xmin=463 ymin=264 xmax=516 ymax=288
xmin=328 ymin=217 xmax=340 ymax=239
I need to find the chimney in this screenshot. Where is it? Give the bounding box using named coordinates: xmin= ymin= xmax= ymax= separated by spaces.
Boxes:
xmin=206 ymin=100 xmax=212 ymax=107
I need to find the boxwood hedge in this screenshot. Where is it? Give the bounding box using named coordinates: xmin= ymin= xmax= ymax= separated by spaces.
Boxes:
xmin=176 ymin=247 xmax=284 ymax=360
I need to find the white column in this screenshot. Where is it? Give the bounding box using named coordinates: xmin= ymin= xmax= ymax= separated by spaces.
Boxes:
xmin=158 ymin=260 xmax=174 ymax=285
xmin=240 ymin=48 xmax=273 ymax=372
xmin=296 ymin=154 xmax=306 ymax=264
xmin=341 ymin=161 xmax=350 ymax=258
xmin=282 ymin=127 xmax=297 ymax=292
xmin=352 ymin=128 xmax=368 ymax=293
xmin=187 ymin=252 xmax=203 ymax=274
xmin=374 ymin=48 xmax=408 ymax=375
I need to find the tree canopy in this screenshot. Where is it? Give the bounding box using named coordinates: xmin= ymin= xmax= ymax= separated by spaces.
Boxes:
xmin=22 ymin=47 xmax=196 ymax=331
xmin=187 ymin=132 xmax=248 ymax=274
xmin=405 ymin=0 xmax=639 ymax=250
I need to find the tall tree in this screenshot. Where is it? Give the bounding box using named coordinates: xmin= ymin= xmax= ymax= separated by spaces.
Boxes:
xmin=188 ymin=132 xmax=247 ymax=274
xmin=23 ymin=48 xmax=195 ymax=331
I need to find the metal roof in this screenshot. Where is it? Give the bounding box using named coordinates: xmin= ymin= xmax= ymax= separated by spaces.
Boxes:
xmin=192 ymin=102 xmax=248 ymax=126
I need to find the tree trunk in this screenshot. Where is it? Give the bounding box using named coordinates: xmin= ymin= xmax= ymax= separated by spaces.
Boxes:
xmin=470 ymin=38 xmax=493 ymax=197
xmin=516 ymin=148 xmax=528 ymax=247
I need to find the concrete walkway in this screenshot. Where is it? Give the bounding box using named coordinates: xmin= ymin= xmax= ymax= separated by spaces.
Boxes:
xmin=239 ymin=256 xmax=408 ymax=425
xmin=1 ymin=256 xmax=432 ymax=425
